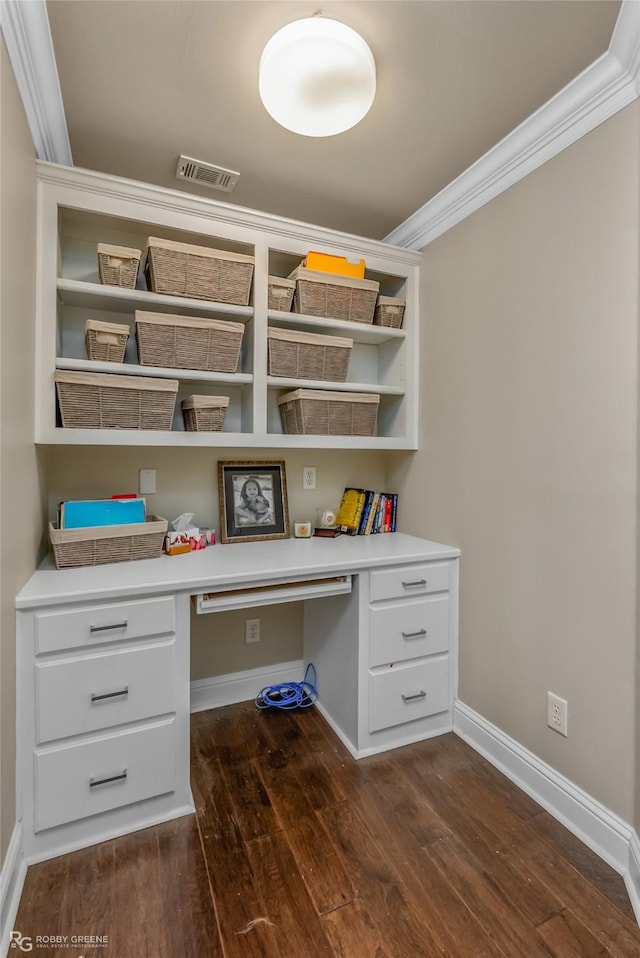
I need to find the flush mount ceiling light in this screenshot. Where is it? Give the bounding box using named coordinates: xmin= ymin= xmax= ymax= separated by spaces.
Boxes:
xmin=259 ymin=16 xmax=376 ymax=137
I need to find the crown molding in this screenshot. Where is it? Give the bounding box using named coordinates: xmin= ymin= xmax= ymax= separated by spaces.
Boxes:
xmin=0 ymin=0 xmax=71 ymax=164
xmin=385 ymin=0 xmax=640 ymax=250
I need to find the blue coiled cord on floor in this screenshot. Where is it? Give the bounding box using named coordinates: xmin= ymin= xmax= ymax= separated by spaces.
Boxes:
xmin=255 ymin=663 xmax=318 ymax=710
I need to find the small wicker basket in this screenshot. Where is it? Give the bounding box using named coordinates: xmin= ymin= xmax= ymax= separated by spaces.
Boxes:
xmin=268 ymin=276 xmax=296 ymax=312
xmin=374 ymin=296 xmax=405 ymax=329
xmin=278 ymin=388 xmax=380 ymax=436
xmin=85 ymin=320 xmax=130 ymax=363
xmin=135 ymin=311 xmax=244 ymax=373
xmin=54 ymin=370 xmax=178 ymax=430
xmin=289 ymin=267 xmax=379 ymax=324
xmin=181 ymin=395 xmax=229 ymax=432
xmin=143 ymin=237 xmax=254 ymax=305
xmin=97 ymin=244 xmax=141 ymax=289
xmin=49 ymin=516 xmax=168 ymax=569
xmin=268 ymin=327 xmax=352 ymax=382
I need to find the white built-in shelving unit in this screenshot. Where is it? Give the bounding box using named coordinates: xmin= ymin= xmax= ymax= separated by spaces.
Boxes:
xmin=36 ymin=162 xmax=421 ymax=448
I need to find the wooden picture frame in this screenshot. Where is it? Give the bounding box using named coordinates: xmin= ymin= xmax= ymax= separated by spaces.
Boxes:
xmin=218 ymin=460 xmax=290 ymax=544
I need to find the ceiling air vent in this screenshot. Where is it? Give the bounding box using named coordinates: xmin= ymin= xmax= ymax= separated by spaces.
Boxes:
xmin=176 ymin=155 xmax=240 ymax=193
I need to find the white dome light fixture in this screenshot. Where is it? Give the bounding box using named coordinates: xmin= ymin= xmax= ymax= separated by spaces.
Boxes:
xmin=259 ymin=17 xmax=376 ymax=137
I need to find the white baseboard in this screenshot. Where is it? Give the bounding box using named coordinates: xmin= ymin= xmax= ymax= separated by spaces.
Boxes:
xmin=627 ymin=830 xmax=640 ymax=925
xmin=454 ymin=700 xmax=639 ymax=904
xmin=0 ymin=823 xmax=27 ymax=958
xmin=190 ymin=660 xmax=305 ymax=712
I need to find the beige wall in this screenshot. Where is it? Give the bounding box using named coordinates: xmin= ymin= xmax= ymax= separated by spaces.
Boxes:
xmin=0 ymin=41 xmax=46 ymax=864
xmin=43 ymin=445 xmax=387 ymax=678
xmin=388 ymin=102 xmax=640 ymax=821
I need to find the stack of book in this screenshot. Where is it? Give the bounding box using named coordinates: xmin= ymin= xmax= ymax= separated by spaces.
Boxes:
xmin=335 ymin=487 xmax=398 ymax=536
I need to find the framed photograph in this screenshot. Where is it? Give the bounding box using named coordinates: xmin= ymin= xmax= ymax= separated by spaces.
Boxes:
xmin=218 ymin=460 xmax=290 ymax=544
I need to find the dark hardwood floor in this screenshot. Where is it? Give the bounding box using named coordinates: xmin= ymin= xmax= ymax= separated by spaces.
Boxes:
xmin=14 ymin=702 xmax=640 ymax=957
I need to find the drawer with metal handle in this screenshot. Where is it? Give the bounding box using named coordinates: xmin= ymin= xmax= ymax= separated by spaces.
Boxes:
xmin=369 ymin=657 xmax=449 ymax=733
xmin=369 ymin=593 xmax=450 ymax=667
xmin=34 ymin=718 xmax=175 ymax=832
xmin=34 ymin=595 xmax=176 ymax=654
xmin=35 ymin=640 xmax=176 ymax=743
xmin=369 ymin=562 xmax=450 ymax=603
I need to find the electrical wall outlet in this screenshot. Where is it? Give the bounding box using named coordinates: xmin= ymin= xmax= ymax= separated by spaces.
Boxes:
xmin=303 ymin=466 xmax=316 ymax=490
xmin=547 ymin=692 xmax=568 ymax=736
xmin=245 ymin=618 xmax=260 ymax=644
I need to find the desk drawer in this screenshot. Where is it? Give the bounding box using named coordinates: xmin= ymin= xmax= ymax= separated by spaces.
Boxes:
xmin=369 ymin=658 xmax=449 ymax=733
xmin=35 ymin=596 xmax=176 ymax=654
xmin=370 ymin=594 xmax=449 ymax=667
xmin=369 ymin=563 xmax=450 ymax=603
xmin=36 ymin=640 xmax=175 ymax=744
xmin=35 ymin=718 xmax=175 ymax=832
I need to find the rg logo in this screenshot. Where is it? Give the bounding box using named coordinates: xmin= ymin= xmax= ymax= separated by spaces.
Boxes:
xmin=9 ymin=932 xmax=33 ymax=951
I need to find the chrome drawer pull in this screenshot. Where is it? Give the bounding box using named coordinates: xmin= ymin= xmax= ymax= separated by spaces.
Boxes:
xmin=402 ymin=579 xmax=427 ymax=588
xmin=402 ymin=690 xmax=427 ymax=703
xmin=402 ymin=629 xmax=427 ymax=640
xmin=89 ymin=769 xmax=127 ymax=788
xmin=89 ymin=621 xmax=128 ymax=634
xmin=90 ymin=686 xmax=129 ymax=703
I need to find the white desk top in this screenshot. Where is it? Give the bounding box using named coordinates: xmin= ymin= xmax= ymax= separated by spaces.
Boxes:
xmin=16 ymin=533 xmax=460 ymax=610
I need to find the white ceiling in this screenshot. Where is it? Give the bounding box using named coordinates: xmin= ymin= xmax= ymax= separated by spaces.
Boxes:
xmin=43 ymin=0 xmax=622 ymax=239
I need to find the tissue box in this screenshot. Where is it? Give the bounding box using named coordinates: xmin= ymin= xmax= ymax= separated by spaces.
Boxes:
xmin=163 ymin=527 xmax=205 ymax=555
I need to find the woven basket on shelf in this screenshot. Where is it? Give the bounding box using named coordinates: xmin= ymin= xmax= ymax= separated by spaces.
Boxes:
xmin=374 ymin=296 xmax=405 ymax=329
xmin=54 ymin=370 xmax=178 ymax=430
xmin=268 ymin=276 xmax=296 ymax=312
xmin=97 ymin=244 xmax=141 ymax=289
xmin=134 ymin=311 xmax=244 ymax=373
xmin=49 ymin=516 xmax=168 ymax=569
xmin=289 ymin=267 xmax=379 ymax=324
xmin=278 ymin=388 xmax=379 ymax=436
xmin=84 ymin=320 xmax=130 ymax=363
xmin=181 ymin=395 xmax=229 ymax=432
xmin=143 ymin=237 xmax=254 ymax=304
xmin=268 ymin=327 xmax=352 ymax=382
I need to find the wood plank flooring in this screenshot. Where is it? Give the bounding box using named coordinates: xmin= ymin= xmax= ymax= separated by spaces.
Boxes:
xmin=14 ymin=702 xmax=640 ymax=957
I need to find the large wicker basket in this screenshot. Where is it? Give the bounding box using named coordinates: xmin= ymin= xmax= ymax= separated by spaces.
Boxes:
xmin=85 ymin=319 xmax=130 ymax=363
xmin=97 ymin=244 xmax=141 ymax=289
xmin=135 ymin=311 xmax=244 ymax=372
xmin=143 ymin=237 xmax=254 ymax=305
xmin=181 ymin=395 xmax=229 ymax=432
xmin=278 ymin=388 xmax=379 ymax=436
xmin=289 ymin=267 xmax=379 ymax=324
xmin=54 ymin=370 xmax=178 ymax=430
xmin=374 ymin=296 xmax=405 ymax=329
xmin=268 ymin=327 xmax=352 ymax=382
xmin=49 ymin=516 xmax=168 ymax=569
xmin=268 ymin=276 xmax=296 ymax=312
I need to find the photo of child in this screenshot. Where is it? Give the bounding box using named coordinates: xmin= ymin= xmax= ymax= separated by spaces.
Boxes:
xmin=234 ymin=476 xmax=275 ymax=526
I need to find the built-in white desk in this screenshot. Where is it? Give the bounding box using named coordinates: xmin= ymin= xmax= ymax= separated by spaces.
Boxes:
xmin=16 ymin=533 xmax=459 ymax=863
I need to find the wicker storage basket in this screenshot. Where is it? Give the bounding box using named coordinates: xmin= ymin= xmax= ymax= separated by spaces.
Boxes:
xmin=268 ymin=327 xmax=352 ymax=382
xmin=97 ymin=244 xmax=141 ymax=289
xmin=278 ymin=388 xmax=379 ymax=436
xmin=85 ymin=320 xmax=130 ymax=363
xmin=49 ymin=516 xmax=168 ymax=569
xmin=143 ymin=237 xmax=254 ymax=305
xmin=374 ymin=296 xmax=405 ymax=329
xmin=181 ymin=395 xmax=229 ymax=432
xmin=289 ymin=267 xmax=379 ymax=324
xmin=135 ymin=311 xmax=244 ymax=373
xmin=268 ymin=276 xmax=296 ymax=312
xmin=54 ymin=370 xmax=178 ymax=430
